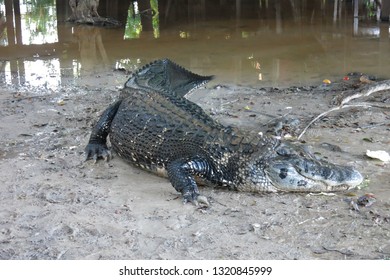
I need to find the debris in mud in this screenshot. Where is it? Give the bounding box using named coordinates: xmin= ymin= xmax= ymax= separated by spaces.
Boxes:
xmin=365 ymin=150 xmax=390 ymax=162
xmin=321 ymin=246 xmax=355 ymax=256
xmin=362 ymin=137 xmax=375 ymax=143
xmin=265 ymin=116 xmax=301 ymax=138
xmin=298 ymin=79 xmax=390 ymax=140
xmin=319 ymin=142 xmax=343 ymax=152
xmin=322 ymin=79 xmax=332 ymax=85
xmin=368 ymin=210 xmax=390 ymax=224
xmin=345 ymin=193 xmax=377 ymax=211
xmin=307 ymin=192 xmax=336 ymax=197
xmin=250 ymin=223 xmax=261 ymax=231
xmin=357 ymin=193 xmax=376 ymax=207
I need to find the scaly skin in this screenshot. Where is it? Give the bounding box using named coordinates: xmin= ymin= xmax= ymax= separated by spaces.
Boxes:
xmin=85 ymin=59 xmax=363 ymax=203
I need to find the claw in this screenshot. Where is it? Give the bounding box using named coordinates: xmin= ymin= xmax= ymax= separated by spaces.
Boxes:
xmin=103 ymin=150 xmax=112 ymax=161
xmin=92 ymin=153 xmax=98 ymax=163
xmin=196 ymin=195 xmax=210 ymax=207
xmin=182 ymin=191 xmax=197 ymax=205
xmin=182 ymin=193 xmax=191 ymax=204
xmin=85 ymin=151 xmax=91 ymax=162
xmin=85 ymin=143 xmax=111 ymax=163
xmin=182 ymin=193 xmax=209 ymax=207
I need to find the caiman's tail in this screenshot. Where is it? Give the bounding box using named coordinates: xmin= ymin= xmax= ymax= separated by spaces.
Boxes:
xmin=125 ymin=59 xmax=214 ymax=97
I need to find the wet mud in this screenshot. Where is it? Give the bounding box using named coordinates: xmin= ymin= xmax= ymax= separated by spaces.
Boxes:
xmin=0 ymin=70 xmax=389 ymax=260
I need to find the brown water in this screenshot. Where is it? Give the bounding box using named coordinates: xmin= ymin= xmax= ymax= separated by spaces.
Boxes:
xmin=1 ymin=0 xmax=390 ymax=89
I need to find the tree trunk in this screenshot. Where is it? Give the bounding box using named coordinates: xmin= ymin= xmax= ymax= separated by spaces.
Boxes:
xmin=68 ymin=0 xmax=99 ymax=23
xmin=67 ymin=0 xmax=121 ymax=26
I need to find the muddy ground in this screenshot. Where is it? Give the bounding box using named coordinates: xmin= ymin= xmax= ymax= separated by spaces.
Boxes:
xmin=0 ymin=70 xmax=389 ymax=260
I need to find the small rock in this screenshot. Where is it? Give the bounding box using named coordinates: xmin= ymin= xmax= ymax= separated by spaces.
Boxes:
xmin=250 ymin=223 xmax=261 ymax=233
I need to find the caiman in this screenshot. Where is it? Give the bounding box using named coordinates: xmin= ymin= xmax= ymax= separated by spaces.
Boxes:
xmin=85 ymin=59 xmax=363 ymax=204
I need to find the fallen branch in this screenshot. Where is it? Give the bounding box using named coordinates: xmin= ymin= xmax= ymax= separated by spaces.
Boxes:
xmin=339 ymin=80 xmax=390 ymax=105
xmin=297 ymin=80 xmax=390 ymax=140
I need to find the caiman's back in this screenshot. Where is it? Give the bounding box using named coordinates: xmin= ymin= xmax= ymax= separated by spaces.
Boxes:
xmin=110 ymin=88 xmax=221 ymax=174
xmin=110 ymin=59 xmax=225 ymax=176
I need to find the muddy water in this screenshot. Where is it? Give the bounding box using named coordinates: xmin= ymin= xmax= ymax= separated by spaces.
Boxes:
xmin=1 ymin=1 xmax=390 ymax=88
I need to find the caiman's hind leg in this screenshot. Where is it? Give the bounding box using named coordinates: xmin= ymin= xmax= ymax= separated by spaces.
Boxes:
xmin=85 ymin=100 xmax=121 ymax=162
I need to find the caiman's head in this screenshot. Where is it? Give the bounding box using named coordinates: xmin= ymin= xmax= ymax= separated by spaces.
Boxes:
xmin=243 ymin=142 xmax=363 ymax=192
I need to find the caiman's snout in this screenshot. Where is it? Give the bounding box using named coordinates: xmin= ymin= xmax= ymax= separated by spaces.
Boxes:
xmin=265 ymin=144 xmax=363 ymax=192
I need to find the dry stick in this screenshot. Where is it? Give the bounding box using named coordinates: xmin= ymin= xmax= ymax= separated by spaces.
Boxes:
xmin=297 ymin=104 xmax=371 ymax=140
xmin=297 ymin=80 xmax=390 ymax=140
xmin=340 ymin=80 xmax=390 ymax=105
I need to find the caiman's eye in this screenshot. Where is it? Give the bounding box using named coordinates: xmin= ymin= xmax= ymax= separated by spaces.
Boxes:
xmin=297 ymin=180 xmax=307 ymax=186
xmin=279 ymin=168 xmax=288 ymax=179
xmin=276 ymin=147 xmax=291 ymax=156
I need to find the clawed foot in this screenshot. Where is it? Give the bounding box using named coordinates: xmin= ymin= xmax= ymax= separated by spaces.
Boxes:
xmin=182 ymin=193 xmax=210 ymax=207
xmin=193 ymin=195 xmax=210 ymax=207
xmin=85 ymin=143 xmax=112 ymax=162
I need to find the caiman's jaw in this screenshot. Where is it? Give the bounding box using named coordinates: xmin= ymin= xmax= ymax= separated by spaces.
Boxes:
xmin=263 ymin=143 xmax=363 ymax=192
xmin=265 ymin=155 xmax=363 ymax=192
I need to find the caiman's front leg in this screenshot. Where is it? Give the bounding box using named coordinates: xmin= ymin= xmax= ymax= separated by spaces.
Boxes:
xmin=167 ymin=158 xmax=212 ymax=206
xmin=85 ymin=100 xmax=121 ymax=161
